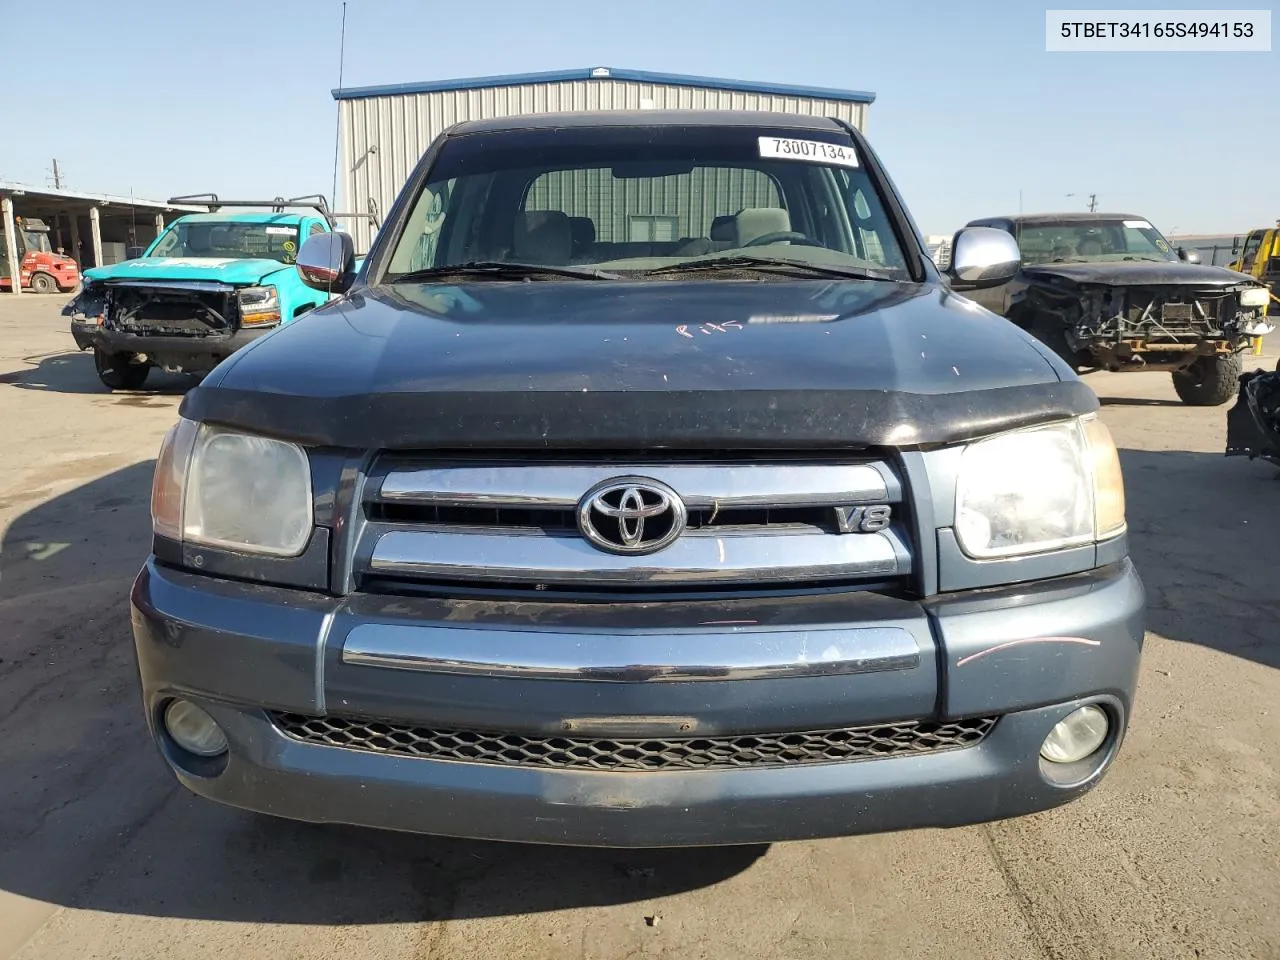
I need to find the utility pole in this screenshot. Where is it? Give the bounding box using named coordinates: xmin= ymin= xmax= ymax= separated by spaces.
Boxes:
xmin=50 ymin=158 xmax=64 ymax=189
xmin=1088 ymin=193 xmax=1097 ymax=213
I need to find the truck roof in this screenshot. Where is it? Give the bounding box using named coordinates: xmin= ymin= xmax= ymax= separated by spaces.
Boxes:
xmin=449 ymin=109 xmax=849 ymax=136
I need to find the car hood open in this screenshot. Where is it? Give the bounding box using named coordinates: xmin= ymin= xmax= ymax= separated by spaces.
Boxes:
xmin=181 ymin=278 xmax=1097 ymax=450
xmin=83 ymin=257 xmax=289 ymax=286
xmin=1022 ymin=261 xmax=1259 ymax=287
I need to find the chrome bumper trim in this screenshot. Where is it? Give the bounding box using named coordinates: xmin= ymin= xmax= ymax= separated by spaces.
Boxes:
xmin=366 ymin=527 xmax=905 ymax=585
xmin=340 ymin=622 xmax=921 ymax=682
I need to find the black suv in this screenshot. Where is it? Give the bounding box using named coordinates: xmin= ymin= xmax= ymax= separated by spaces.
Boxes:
xmin=957 ymin=212 xmax=1273 ymax=405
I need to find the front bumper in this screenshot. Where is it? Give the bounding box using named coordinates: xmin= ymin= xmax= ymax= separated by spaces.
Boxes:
xmin=130 ymin=559 xmax=1145 ymax=847
xmin=71 ymin=319 xmax=272 ymax=368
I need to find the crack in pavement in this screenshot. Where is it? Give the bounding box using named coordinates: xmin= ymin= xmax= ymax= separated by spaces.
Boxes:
xmin=982 ymin=825 xmax=1064 ymax=960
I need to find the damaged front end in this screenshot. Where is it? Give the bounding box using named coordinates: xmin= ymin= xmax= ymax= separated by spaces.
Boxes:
xmin=64 ymin=279 xmax=259 ymax=376
xmin=1226 ymin=363 xmax=1280 ymax=467
xmin=1023 ymin=280 xmax=1270 ymax=371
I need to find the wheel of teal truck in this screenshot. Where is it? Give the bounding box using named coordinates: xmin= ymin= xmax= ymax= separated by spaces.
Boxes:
xmin=29 ymin=273 xmax=56 ymax=294
xmin=93 ymin=347 xmax=150 ymax=390
xmin=1171 ymin=353 xmax=1243 ymax=406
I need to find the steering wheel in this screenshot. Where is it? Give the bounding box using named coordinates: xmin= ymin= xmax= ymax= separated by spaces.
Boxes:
xmin=742 ymin=231 xmax=824 ymax=248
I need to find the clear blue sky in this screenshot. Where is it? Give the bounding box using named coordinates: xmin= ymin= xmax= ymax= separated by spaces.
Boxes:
xmin=6 ymin=0 xmax=1275 ymax=236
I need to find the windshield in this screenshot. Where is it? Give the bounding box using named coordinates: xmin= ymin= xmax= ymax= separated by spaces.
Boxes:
xmin=384 ymin=124 xmax=910 ymax=281
xmin=1014 ymin=218 xmax=1179 ymax=264
xmin=22 ymin=230 xmax=52 ymax=254
xmin=148 ymin=221 xmax=301 ymax=263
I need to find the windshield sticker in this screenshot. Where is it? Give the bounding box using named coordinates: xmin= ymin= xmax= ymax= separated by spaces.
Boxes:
xmin=282 ymin=240 xmax=296 ymax=253
xmin=758 ymin=137 xmax=859 ymax=168
xmin=1155 ymin=239 xmax=1170 ymax=252
xmin=1122 ymin=220 xmax=1153 ymax=229
xmin=265 ymin=226 xmax=295 ymax=235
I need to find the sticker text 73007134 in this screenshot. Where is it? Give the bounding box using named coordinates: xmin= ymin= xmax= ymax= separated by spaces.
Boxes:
xmin=757 ymin=136 xmax=859 ymax=168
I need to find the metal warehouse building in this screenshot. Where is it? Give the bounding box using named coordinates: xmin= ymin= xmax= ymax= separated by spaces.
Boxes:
xmin=334 ymin=66 xmax=876 ymax=251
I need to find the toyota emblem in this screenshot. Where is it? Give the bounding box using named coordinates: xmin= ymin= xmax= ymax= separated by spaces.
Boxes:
xmin=577 ymin=477 xmax=687 ymax=555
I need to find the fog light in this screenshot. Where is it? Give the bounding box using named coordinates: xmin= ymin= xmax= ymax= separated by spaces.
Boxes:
xmin=164 ymin=700 xmax=228 ymax=756
xmin=1040 ymin=704 xmax=1109 ymax=764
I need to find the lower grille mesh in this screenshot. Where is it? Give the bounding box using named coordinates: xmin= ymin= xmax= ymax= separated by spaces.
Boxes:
xmin=270 ymin=713 xmax=997 ymax=771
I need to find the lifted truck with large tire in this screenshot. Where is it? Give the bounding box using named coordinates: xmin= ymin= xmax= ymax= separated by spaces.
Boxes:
xmin=956 ymin=212 xmax=1274 ymax=406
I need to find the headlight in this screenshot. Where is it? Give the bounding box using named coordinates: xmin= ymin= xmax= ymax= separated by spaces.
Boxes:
xmin=1239 ymin=286 xmax=1271 ymax=308
xmin=151 ymin=419 xmax=313 ymax=556
xmin=954 ymin=416 xmax=1125 ymax=559
xmin=238 ymin=285 xmax=281 ymax=326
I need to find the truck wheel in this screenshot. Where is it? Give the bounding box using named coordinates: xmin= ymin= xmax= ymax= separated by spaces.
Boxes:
xmin=29 ymin=273 xmax=56 ymax=294
xmin=1024 ymin=316 xmax=1081 ymax=371
xmin=1171 ymin=353 xmax=1243 ymax=406
xmin=93 ymin=348 xmax=150 ymax=390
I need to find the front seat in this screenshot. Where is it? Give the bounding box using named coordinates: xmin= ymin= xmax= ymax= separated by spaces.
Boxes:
xmin=1077 ymin=236 xmax=1104 ymax=256
xmin=513 ymin=211 xmax=573 ymax=265
xmin=732 ymin=207 xmax=792 ymax=247
xmin=708 ymin=215 xmax=736 ymax=250
xmin=568 ymin=217 xmax=596 ymax=260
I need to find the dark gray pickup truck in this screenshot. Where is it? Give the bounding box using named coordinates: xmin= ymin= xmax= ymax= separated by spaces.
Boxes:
xmin=131 ymin=110 xmax=1144 ymax=847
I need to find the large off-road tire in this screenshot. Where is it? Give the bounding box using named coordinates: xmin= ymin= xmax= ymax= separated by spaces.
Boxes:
xmin=28 ymin=272 xmax=56 ymax=294
xmin=1171 ymin=353 xmax=1243 ymax=406
xmin=93 ymin=347 xmax=150 ymax=391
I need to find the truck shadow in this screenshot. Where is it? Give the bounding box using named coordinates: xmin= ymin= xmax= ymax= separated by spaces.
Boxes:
xmin=0 ymin=462 xmax=763 ymax=929
xmin=0 ymin=350 xmax=194 ymax=396
xmin=1097 ymin=397 xmax=1185 ymax=408
xmin=0 ymin=447 xmax=1274 ymax=927
xmin=1118 ymin=447 xmax=1280 ymax=670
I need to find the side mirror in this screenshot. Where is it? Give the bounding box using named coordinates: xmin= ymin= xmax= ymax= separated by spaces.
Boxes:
xmin=1232 ymin=237 xmax=1241 ymax=255
xmin=1177 ymin=246 xmax=1201 ymax=264
xmin=296 ymin=232 xmax=356 ymax=293
xmin=946 ymin=227 xmax=1021 ymax=290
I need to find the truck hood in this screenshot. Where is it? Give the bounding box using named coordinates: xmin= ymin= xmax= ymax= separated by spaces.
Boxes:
xmin=83 ymin=257 xmax=287 ymax=286
xmin=181 ymin=279 xmax=1097 ymax=450
xmin=1022 ymin=261 xmax=1260 ymax=287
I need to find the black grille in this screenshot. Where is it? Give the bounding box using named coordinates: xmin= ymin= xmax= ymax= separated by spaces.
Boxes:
xmin=370 ymin=501 xmax=839 ymax=533
xmin=270 ymin=713 xmax=997 ymax=771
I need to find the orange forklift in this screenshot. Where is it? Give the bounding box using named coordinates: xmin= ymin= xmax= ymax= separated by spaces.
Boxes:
xmin=0 ymin=216 xmax=81 ymax=293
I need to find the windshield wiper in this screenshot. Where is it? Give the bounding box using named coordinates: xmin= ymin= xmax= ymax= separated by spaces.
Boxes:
xmin=643 ymin=256 xmax=893 ymax=281
xmin=387 ymin=261 xmax=621 ymax=283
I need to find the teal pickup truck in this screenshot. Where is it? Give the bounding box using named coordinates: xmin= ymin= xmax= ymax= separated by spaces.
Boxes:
xmin=65 ymin=204 xmax=343 ymax=390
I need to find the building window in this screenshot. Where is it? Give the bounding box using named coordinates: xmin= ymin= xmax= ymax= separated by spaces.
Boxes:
xmin=628 ymin=215 xmax=679 ymax=243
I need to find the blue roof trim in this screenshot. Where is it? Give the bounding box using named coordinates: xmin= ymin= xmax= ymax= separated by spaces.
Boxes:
xmin=332 ymin=66 xmax=875 ymax=105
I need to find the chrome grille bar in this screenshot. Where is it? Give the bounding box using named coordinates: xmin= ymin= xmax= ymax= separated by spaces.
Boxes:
xmin=375 ymin=463 xmax=895 ymax=508
xmin=366 ymin=526 xmax=907 ymax=585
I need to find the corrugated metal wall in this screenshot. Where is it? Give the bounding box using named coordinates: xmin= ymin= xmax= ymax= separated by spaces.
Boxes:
xmin=339 ymin=79 xmax=868 ymax=250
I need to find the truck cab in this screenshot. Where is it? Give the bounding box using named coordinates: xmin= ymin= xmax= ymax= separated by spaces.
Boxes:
xmin=64 ymin=205 xmax=338 ymax=390
xmin=1228 ymin=225 xmax=1280 ymax=314
xmin=0 ymin=216 xmax=81 ymax=293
